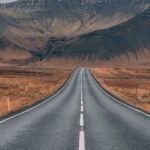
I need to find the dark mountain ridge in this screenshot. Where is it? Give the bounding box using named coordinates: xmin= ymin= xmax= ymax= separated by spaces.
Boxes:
xmin=45 ymin=7 xmax=150 ymax=61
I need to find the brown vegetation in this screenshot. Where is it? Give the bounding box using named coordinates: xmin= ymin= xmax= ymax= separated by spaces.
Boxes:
xmin=0 ymin=68 xmax=72 ymax=116
xmin=92 ymin=68 xmax=150 ymax=113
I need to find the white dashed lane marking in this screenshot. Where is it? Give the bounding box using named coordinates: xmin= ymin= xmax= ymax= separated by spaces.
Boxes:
xmin=81 ymin=106 xmax=84 ymax=112
xmin=80 ymin=114 xmax=84 ymax=127
xmin=79 ymin=68 xmax=85 ymax=150
xmin=79 ymin=131 xmax=85 ymax=150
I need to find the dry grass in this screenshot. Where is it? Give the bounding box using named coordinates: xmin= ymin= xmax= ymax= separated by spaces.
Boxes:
xmin=92 ymin=68 xmax=150 ymax=113
xmin=0 ymin=68 xmax=72 ymax=116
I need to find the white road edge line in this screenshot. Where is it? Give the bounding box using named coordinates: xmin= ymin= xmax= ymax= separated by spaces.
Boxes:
xmin=0 ymin=70 xmax=75 ymax=124
xmin=90 ymin=70 xmax=150 ymax=118
xmin=79 ymin=68 xmax=85 ymax=150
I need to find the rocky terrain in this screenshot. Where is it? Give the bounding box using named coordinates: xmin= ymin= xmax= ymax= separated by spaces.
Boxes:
xmin=1 ymin=0 xmax=149 ymax=35
xmin=44 ymin=8 xmax=150 ymax=65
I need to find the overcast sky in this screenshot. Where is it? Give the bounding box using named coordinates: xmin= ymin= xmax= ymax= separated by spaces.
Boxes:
xmin=0 ymin=0 xmax=17 ymax=3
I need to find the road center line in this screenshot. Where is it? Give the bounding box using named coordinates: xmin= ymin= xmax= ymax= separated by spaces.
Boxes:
xmin=79 ymin=69 xmax=85 ymax=150
xmin=80 ymin=113 xmax=84 ymax=126
xmin=79 ymin=131 xmax=85 ymax=150
xmin=81 ymin=106 xmax=84 ymax=112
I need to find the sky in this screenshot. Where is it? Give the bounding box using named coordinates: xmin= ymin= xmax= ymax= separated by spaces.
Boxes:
xmin=0 ymin=0 xmax=17 ymax=3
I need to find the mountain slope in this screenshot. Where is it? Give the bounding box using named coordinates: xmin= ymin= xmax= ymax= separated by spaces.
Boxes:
xmin=0 ymin=10 xmax=18 ymax=33
xmin=1 ymin=0 xmax=149 ymax=36
xmin=45 ymin=7 xmax=150 ymax=62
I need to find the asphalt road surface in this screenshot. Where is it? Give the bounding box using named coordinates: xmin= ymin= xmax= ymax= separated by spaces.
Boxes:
xmin=0 ymin=68 xmax=150 ymax=150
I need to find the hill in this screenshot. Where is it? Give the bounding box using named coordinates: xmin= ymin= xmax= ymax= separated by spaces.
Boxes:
xmin=43 ymin=7 xmax=150 ymax=67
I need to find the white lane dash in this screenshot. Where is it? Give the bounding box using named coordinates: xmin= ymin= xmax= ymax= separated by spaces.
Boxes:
xmin=80 ymin=113 xmax=84 ymax=126
xmin=79 ymin=131 xmax=85 ymax=150
xmin=81 ymin=106 xmax=84 ymax=112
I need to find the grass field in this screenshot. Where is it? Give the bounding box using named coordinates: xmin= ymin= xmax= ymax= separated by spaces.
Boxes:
xmin=92 ymin=68 xmax=150 ymax=113
xmin=0 ymin=68 xmax=72 ymax=116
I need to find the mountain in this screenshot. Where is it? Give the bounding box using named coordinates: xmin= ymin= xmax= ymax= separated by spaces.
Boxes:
xmin=44 ymin=7 xmax=150 ymax=64
xmin=0 ymin=9 xmax=18 ymax=32
xmin=0 ymin=0 xmax=149 ymax=36
xmin=0 ymin=0 xmax=149 ymax=67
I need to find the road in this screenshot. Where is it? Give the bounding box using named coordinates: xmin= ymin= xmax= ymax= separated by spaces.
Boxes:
xmin=0 ymin=68 xmax=150 ymax=150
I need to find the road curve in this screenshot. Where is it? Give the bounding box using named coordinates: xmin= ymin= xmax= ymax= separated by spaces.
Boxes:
xmin=0 ymin=69 xmax=81 ymax=150
xmin=0 ymin=68 xmax=150 ymax=150
xmin=83 ymin=69 xmax=150 ymax=150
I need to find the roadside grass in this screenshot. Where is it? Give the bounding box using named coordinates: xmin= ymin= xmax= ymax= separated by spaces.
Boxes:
xmin=0 ymin=68 xmax=72 ymax=116
xmin=92 ymin=68 xmax=150 ymax=113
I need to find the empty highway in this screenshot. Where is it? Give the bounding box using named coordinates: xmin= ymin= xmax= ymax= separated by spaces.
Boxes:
xmin=0 ymin=68 xmax=150 ymax=150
